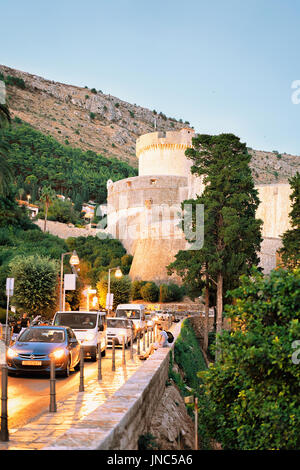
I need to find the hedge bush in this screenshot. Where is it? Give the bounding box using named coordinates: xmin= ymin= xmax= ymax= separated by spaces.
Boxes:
xmin=159 ymin=283 xmax=184 ymax=302
xmin=140 ymin=282 xmax=159 ymax=302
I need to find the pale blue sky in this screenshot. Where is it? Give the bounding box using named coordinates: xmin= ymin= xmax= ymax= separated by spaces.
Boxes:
xmin=1 ymin=0 xmax=300 ymax=155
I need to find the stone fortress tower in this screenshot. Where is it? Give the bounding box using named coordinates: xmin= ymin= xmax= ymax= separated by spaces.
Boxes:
xmin=107 ymin=128 xmax=292 ymax=283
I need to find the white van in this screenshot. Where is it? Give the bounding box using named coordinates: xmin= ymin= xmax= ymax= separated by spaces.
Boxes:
xmin=115 ymin=304 xmax=145 ymax=335
xmin=52 ymin=311 xmax=107 ymax=361
xmin=106 ymin=317 xmax=134 ymax=348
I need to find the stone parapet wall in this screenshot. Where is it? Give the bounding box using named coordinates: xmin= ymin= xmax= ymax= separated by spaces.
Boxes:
xmin=34 ymin=219 xmax=99 ymax=239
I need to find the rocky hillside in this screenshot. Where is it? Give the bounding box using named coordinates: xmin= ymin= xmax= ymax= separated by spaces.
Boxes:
xmin=0 ymin=64 xmax=189 ymax=167
xmin=1 ymin=64 xmax=299 ymax=182
xmin=249 ymin=148 xmax=300 ymax=185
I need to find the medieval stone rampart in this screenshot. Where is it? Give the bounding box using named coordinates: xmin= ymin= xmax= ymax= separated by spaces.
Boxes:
xmin=107 ymin=130 xmax=294 ymax=282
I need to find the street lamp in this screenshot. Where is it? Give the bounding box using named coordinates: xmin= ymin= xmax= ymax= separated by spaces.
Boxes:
xmin=86 ymin=287 xmax=97 ymax=311
xmin=107 ymin=267 xmax=122 ymax=316
xmin=59 ymin=250 xmax=79 ymax=311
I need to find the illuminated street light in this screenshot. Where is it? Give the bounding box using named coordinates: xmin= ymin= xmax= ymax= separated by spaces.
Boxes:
xmin=59 ymin=250 xmax=80 ymax=311
xmin=107 ymin=267 xmax=122 ymax=316
xmin=69 ymin=251 xmax=80 ymax=266
xmin=115 ymin=268 xmax=122 ymax=278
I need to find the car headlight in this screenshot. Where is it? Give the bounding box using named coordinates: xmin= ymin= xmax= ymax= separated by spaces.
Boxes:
xmin=50 ymin=349 xmax=65 ymax=360
xmin=7 ymin=348 xmax=18 ymax=359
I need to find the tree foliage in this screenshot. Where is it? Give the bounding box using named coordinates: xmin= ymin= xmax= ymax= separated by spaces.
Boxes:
xmin=66 ymin=236 xmax=129 ymax=287
xmin=9 ymin=254 xmax=59 ymax=316
xmin=199 ymin=268 xmax=300 ymax=450
xmin=1 ymin=120 xmax=137 ymax=204
xmin=97 ymin=275 xmax=131 ymax=310
xmin=140 ymin=282 xmax=159 ymax=302
xmin=0 ymin=221 xmax=67 ymax=309
xmin=168 ymin=133 xmax=263 ymax=348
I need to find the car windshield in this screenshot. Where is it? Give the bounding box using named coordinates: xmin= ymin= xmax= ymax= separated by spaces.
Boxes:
xmin=54 ymin=312 xmax=97 ymax=329
xmin=116 ymin=309 xmax=140 ymax=320
xmin=107 ymin=319 xmax=131 ymax=329
xmin=18 ymin=328 xmax=65 ymax=343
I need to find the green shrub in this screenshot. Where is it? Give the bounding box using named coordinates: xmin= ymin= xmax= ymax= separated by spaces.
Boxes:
xmin=169 ymin=318 xmax=210 ymax=449
xmin=140 ymin=282 xmax=159 ymax=302
xmin=131 ymin=280 xmax=147 ymax=300
xmin=159 ymin=283 xmax=184 ymax=302
xmin=5 ymin=75 xmax=26 ymax=89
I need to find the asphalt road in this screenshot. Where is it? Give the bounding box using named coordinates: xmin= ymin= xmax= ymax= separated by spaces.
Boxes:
xmin=1 ymin=345 xmax=138 ymax=431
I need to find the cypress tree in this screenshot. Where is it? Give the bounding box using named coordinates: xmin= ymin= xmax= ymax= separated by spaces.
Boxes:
xmin=168 ymin=133 xmax=263 ymax=357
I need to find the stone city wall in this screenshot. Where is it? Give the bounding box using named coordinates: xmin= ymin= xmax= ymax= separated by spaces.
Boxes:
xmin=107 ymin=175 xmax=187 ymax=255
xmin=34 ymin=219 xmax=98 ymax=239
xmin=255 ymin=183 xmax=292 ymax=238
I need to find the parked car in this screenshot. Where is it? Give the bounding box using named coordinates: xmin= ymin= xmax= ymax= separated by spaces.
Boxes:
xmin=6 ymin=326 xmax=80 ymax=377
xmin=115 ymin=304 xmax=145 ymax=335
xmin=52 ymin=310 xmax=107 ymax=361
xmin=106 ymin=317 xmax=134 ymax=348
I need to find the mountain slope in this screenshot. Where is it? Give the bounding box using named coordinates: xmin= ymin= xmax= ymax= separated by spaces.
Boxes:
xmin=1 ymin=64 xmax=299 ymax=183
xmin=0 ymin=64 xmax=190 ymax=167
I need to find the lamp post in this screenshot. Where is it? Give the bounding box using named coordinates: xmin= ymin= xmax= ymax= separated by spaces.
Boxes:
xmin=59 ymin=250 xmax=79 ymax=311
xmin=107 ymin=267 xmax=122 ymax=316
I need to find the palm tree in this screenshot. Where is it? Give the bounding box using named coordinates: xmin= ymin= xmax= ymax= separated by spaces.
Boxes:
xmin=40 ymin=186 xmax=56 ymax=232
xmin=0 ymin=103 xmax=12 ymax=196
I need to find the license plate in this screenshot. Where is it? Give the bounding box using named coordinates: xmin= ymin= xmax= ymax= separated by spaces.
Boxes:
xmin=22 ymin=360 xmax=42 ymax=366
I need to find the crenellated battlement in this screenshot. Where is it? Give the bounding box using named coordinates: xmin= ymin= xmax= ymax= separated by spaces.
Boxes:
xmin=136 ymin=128 xmax=195 ymax=177
xmin=136 ymin=128 xmax=194 ymax=158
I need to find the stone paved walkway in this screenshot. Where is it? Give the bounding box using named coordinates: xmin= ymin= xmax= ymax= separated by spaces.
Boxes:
xmin=0 ymin=322 xmax=179 ymax=450
xmin=0 ymin=348 xmax=142 ymax=450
